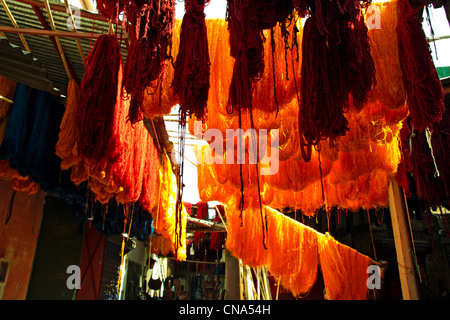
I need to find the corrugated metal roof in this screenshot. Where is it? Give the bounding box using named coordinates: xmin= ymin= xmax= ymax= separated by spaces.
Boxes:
xmin=0 ymin=0 xmax=127 ymax=97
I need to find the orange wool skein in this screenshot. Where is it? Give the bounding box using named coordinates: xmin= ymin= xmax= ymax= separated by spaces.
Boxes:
xmin=225 ymin=205 xmax=268 ymax=268
xmin=56 ymin=79 xmax=81 ymax=170
xmin=0 ymin=159 xmax=39 ymax=195
xmin=140 ymin=19 xmax=182 ymax=120
xmin=366 ymin=0 xmax=406 ymax=111
xmin=318 ymin=233 xmax=371 ymax=300
xmin=152 ymin=155 xmax=187 ymax=261
xmin=265 ymin=206 xmax=319 ymax=297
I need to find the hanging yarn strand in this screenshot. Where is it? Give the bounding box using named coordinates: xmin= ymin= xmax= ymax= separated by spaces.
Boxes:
xmin=76 ymin=34 xmax=122 ymax=164
xmin=123 ymin=0 xmax=176 ymax=124
xmin=172 ymin=0 xmax=211 ymax=126
xmin=226 ymin=0 xmax=264 ymax=113
xmin=299 ymin=16 xmax=349 ymax=149
xmin=396 ymin=0 xmax=446 ymax=132
xmin=298 ymin=0 xmax=375 ymax=158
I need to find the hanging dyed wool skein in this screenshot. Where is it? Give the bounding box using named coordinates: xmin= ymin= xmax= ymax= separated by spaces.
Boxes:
xmin=226 ymin=0 xmax=265 ymax=113
xmin=76 ymin=34 xmax=122 ymax=165
xmin=123 ymin=0 xmax=176 ymax=124
xmin=96 ymin=0 xmax=125 ymax=20
xmin=172 ymin=0 xmax=210 ymax=125
xmin=396 ymin=0 xmax=446 ymax=132
xmin=298 ymin=0 xmax=375 ymax=160
xmin=299 ymin=16 xmax=349 ymax=148
xmin=345 ymin=1 xmax=376 ymax=111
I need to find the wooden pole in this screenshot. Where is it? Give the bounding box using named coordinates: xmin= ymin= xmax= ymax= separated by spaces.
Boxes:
xmin=63 ymin=0 xmax=86 ymax=61
xmin=43 ymin=0 xmax=73 ymax=81
xmin=388 ymin=176 xmax=421 ymax=300
xmin=1 ymin=0 xmax=31 ymax=52
xmin=15 ymin=0 xmax=107 ymax=22
xmin=225 ymin=251 xmax=240 ymax=300
xmin=0 ymin=26 xmax=103 ymax=38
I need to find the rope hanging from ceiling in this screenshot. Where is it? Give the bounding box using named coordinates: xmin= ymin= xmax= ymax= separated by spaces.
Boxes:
xmin=298 ymin=0 xmax=376 ymax=158
xmin=123 ymin=0 xmax=176 ymax=124
xmin=396 ymin=0 xmax=446 ymax=133
xmin=172 ymin=0 xmax=211 ymax=125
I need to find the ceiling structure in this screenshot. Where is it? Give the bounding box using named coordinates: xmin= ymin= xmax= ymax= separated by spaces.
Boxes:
xmin=0 ymin=0 xmax=126 ymax=97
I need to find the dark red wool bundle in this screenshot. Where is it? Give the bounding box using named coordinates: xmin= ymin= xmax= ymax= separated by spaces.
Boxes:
xmin=410 ymin=126 xmax=449 ymax=211
xmin=226 ymin=0 xmax=295 ymax=113
xmin=396 ymin=0 xmax=446 ymax=132
xmin=96 ymin=0 xmax=126 ymax=20
xmin=291 ymin=0 xmax=308 ymax=17
xmin=396 ymin=106 xmax=450 ymax=211
xmin=226 ymin=0 xmax=264 ymax=113
xmin=172 ymin=0 xmax=211 ymax=125
xmin=298 ymin=0 xmax=375 ymax=159
xmin=77 ymin=34 xmax=122 ymax=164
xmin=346 ymin=2 xmax=376 ymax=111
xmin=123 ymin=0 xmax=176 ymax=124
xmin=299 ymin=17 xmax=349 ymax=148
xmin=254 ymin=0 xmax=294 ymax=30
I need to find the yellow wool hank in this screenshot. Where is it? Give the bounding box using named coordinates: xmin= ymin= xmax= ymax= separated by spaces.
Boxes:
xmin=366 ymin=0 xmax=406 ymax=111
xmin=225 ymin=205 xmax=373 ymax=299
xmin=56 ymin=79 xmax=81 ymax=170
xmin=318 ymin=233 xmax=372 ymax=300
xmin=151 ymin=155 xmax=187 ymax=261
xmin=264 ymin=206 xmax=319 ymax=297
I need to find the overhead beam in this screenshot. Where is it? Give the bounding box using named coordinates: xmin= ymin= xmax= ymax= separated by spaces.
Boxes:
xmin=1 ymin=0 xmax=31 ymax=52
xmin=186 ymin=216 xmax=226 ymax=232
xmin=31 ymin=5 xmax=78 ymax=82
xmin=63 ymin=0 xmax=86 ymax=61
xmin=14 ymin=0 xmax=107 ymax=22
xmin=0 ymin=26 xmax=103 ymax=39
xmin=78 ymin=0 xmax=94 ymax=12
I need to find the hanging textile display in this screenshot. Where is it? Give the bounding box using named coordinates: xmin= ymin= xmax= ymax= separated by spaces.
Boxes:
xmin=396 ymin=109 xmax=450 ymax=210
xmin=194 ymin=201 xmax=209 ymax=246
xmin=140 ymin=19 xmax=182 ymax=120
xmin=151 ymin=155 xmax=187 ymax=261
xmin=298 ymin=0 xmax=375 ymax=154
xmin=96 ymin=0 xmax=125 ymax=21
xmin=56 ymin=79 xmax=80 ymax=170
xmin=73 ymin=197 xmax=153 ymax=241
xmin=0 ymin=83 xmax=86 ymax=205
xmin=318 ymin=233 xmax=371 ymax=300
xmin=0 ymin=160 xmax=38 ymax=194
xmin=396 ymin=0 xmax=446 ymax=133
xmin=76 ymin=34 xmax=123 ymax=164
xmin=210 ymin=205 xmax=225 ymax=250
xmin=172 ymin=0 xmax=210 ymax=125
xmin=225 ymin=205 xmax=373 ymax=299
xmin=57 ymin=47 xmax=161 ymax=210
xmin=123 ymin=0 xmax=176 ymax=124
xmin=367 ymin=1 xmax=406 ymax=111
xmin=226 ymin=0 xmax=265 ymax=112
xmin=225 ymin=0 xmax=295 ymax=113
